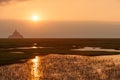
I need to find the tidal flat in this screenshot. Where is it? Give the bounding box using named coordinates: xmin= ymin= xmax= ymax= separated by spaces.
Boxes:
xmin=0 ymin=38 xmax=120 ymax=79
xmin=0 ymin=38 xmax=120 ymax=65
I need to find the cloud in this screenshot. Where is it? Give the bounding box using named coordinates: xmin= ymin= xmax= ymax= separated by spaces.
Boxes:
xmin=0 ymin=0 xmax=29 ymax=5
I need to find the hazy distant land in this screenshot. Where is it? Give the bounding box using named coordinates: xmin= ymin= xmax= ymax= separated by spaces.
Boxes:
xmin=0 ymin=20 xmax=120 ymax=38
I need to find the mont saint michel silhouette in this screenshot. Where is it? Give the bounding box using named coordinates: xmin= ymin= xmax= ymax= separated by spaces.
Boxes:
xmin=8 ymin=29 xmax=24 ymax=38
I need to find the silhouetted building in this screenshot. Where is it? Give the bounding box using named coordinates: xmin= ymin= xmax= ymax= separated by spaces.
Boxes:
xmin=8 ymin=30 xmax=24 ymax=38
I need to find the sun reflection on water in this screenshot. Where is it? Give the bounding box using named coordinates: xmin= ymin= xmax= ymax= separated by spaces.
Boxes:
xmin=32 ymin=45 xmax=38 ymax=49
xmin=31 ymin=56 xmax=42 ymax=80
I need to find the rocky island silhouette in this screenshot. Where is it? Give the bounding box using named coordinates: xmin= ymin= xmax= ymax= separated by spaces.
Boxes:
xmin=8 ymin=29 xmax=24 ymax=38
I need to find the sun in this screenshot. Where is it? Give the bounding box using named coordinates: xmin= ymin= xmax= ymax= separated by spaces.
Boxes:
xmin=32 ymin=15 xmax=39 ymax=21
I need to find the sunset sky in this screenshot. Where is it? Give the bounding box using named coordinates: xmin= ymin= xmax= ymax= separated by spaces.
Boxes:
xmin=0 ymin=0 xmax=120 ymax=38
xmin=0 ymin=0 xmax=120 ymax=21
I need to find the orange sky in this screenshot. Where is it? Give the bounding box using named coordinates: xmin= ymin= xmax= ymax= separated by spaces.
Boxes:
xmin=0 ymin=0 xmax=120 ymax=22
xmin=1 ymin=0 xmax=120 ymax=38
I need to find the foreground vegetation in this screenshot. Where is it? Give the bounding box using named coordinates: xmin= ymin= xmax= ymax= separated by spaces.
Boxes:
xmin=0 ymin=54 xmax=120 ymax=80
